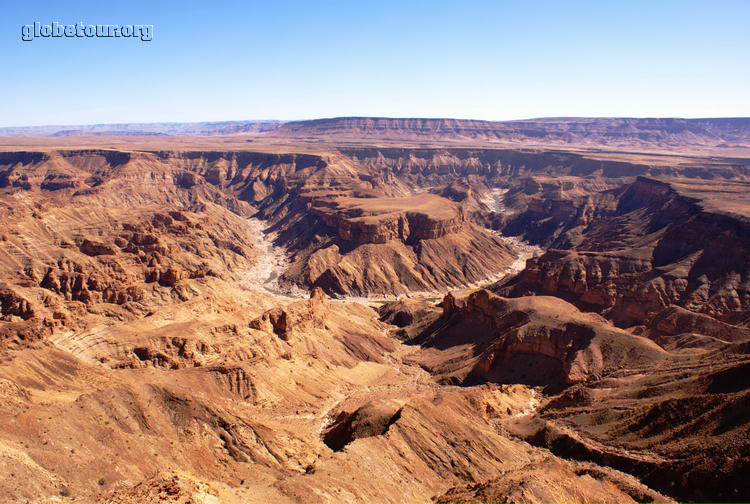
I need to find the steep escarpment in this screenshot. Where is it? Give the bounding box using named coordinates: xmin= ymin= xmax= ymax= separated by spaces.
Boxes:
xmin=275 ymin=117 xmax=750 ymax=151
xmin=498 ymin=177 xmax=750 ymax=327
xmin=340 ymin=147 xmax=750 ymax=184
xmin=146 ymin=149 xmax=327 ymax=202
xmin=7 ymin=116 xmax=750 ymax=153
xmin=0 ymin=148 xmax=328 ymax=210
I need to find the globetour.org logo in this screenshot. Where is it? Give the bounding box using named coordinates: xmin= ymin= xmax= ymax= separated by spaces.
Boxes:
xmin=21 ymin=22 xmax=153 ymax=42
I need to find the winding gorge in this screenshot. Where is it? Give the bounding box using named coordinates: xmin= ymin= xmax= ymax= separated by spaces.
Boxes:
xmin=1 ymin=118 xmax=750 ymax=503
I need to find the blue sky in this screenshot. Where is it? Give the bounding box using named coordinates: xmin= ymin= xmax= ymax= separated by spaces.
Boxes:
xmin=2 ymin=0 xmax=749 ymax=126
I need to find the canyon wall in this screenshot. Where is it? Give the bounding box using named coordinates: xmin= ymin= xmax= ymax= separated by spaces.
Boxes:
xmin=497 ymin=177 xmax=750 ymax=326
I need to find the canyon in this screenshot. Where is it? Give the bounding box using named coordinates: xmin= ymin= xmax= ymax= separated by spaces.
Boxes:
xmin=1 ymin=118 xmax=750 ymax=503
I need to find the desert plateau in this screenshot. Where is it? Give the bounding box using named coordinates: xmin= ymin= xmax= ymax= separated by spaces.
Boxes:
xmin=0 ymin=117 xmax=748 ymax=503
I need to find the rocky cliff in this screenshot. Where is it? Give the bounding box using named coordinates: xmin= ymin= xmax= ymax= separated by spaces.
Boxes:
xmin=497 ymin=177 xmax=750 ymax=326
xmin=340 ymin=147 xmax=750 ymax=184
xmin=308 ymin=193 xmax=465 ymax=245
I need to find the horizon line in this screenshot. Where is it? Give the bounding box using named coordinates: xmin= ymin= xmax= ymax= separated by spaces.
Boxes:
xmin=2 ymin=115 xmax=750 ymax=131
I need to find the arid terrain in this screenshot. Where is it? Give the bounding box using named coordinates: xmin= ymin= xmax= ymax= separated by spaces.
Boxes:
xmin=1 ymin=117 xmax=750 ymax=503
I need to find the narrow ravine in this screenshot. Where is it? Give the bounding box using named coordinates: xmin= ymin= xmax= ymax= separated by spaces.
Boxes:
xmin=478 ymin=187 xmax=509 ymax=213
xmin=241 ymin=218 xmax=306 ymax=298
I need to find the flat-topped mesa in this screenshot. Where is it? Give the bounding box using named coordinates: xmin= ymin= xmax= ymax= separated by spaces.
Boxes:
xmin=309 ymin=193 xmax=466 ymax=245
xmin=332 ymin=211 xmax=465 ymax=245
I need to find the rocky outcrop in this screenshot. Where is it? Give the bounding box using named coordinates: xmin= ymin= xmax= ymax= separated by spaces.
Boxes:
xmin=40 ymin=262 xmax=144 ymax=305
xmin=411 ymin=290 xmax=666 ymax=388
xmin=322 ymin=400 xmax=402 ymax=451
xmin=378 ymin=298 xmax=442 ymax=340
xmin=0 ymin=286 xmax=35 ymax=320
xmin=249 ymin=287 xmax=329 ymax=340
xmin=517 ymin=345 xmax=750 ymax=503
xmin=148 ymin=266 xmax=185 ymax=287
xmin=306 ymin=192 xmax=466 ymax=246
xmin=378 ymin=298 xmax=441 ymax=328
xmin=40 ymin=172 xmax=79 ymax=191
xmin=79 ymin=239 xmax=117 ymax=256
xmin=499 ymin=249 xmax=661 ymax=321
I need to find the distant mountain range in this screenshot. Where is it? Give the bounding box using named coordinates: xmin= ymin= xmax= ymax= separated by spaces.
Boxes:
xmin=272 ymin=117 xmax=750 ymax=149
xmin=0 ymin=120 xmax=283 ymax=137
xmin=2 ymin=117 xmax=750 ymax=150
